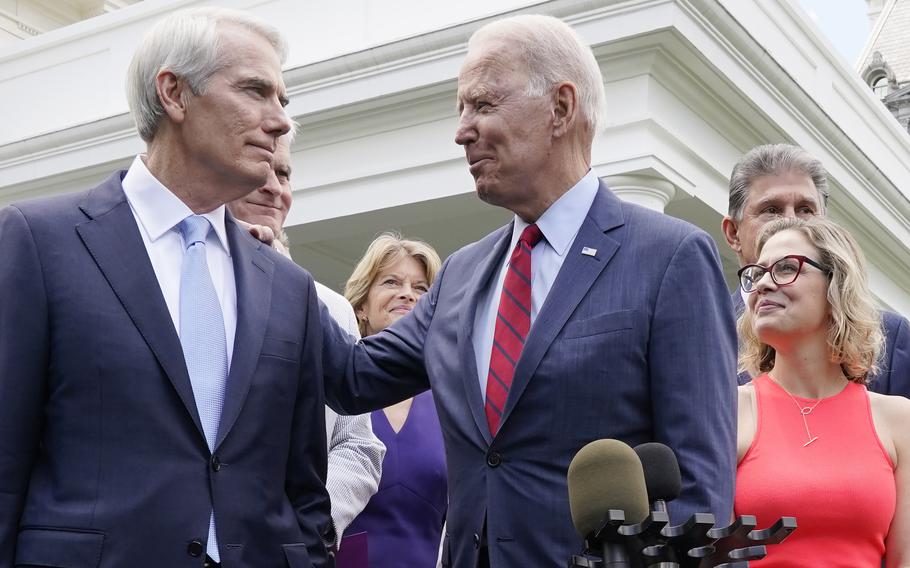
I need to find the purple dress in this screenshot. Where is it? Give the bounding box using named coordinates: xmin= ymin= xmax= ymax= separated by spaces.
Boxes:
xmin=346 ymin=391 xmax=447 ymax=567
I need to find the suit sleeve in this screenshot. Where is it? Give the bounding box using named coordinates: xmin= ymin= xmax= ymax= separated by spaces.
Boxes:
xmin=0 ymin=206 xmax=49 ymax=561
xmin=322 ymin=256 xmax=451 ymax=415
xmin=649 ymin=230 xmax=737 ymax=522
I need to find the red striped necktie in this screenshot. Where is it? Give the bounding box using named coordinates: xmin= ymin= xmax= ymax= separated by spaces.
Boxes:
xmin=485 ymin=223 xmax=543 ymax=436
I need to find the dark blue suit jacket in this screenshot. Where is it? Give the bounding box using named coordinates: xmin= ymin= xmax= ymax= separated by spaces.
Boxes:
xmin=732 ymin=291 xmax=910 ymax=396
xmin=324 ymin=182 xmax=738 ymax=567
xmin=0 ymin=172 xmax=330 ymax=567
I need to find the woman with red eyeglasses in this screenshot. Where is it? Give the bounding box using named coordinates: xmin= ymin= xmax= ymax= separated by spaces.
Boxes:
xmin=734 ymin=217 xmax=909 ymax=567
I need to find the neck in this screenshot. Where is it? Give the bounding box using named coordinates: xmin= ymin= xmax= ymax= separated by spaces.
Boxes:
xmin=145 ymin=134 xmax=264 ymax=214
xmin=513 ymin=158 xmax=590 ymax=223
xmin=769 ymin=336 xmax=846 ymax=398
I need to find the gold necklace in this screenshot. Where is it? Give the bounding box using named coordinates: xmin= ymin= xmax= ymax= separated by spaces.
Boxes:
xmin=768 ymin=376 xmax=824 ymax=447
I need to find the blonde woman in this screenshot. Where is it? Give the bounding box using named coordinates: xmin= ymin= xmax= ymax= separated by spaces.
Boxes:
xmin=342 ymin=233 xmax=447 ymax=568
xmin=734 ymin=217 xmax=909 ymax=566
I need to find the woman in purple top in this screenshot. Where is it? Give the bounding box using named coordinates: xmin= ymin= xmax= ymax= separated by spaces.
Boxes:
xmin=343 ymin=233 xmax=447 ymax=567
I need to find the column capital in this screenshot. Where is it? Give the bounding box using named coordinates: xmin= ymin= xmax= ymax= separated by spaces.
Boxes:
xmin=602 ymin=174 xmax=676 ymax=212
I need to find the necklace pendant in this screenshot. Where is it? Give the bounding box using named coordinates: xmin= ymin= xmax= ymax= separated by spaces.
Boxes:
xmin=803 ymin=436 xmax=819 ymax=447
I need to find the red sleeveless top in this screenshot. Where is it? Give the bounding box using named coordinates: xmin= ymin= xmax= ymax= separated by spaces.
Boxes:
xmin=735 ymin=374 xmax=895 ymax=567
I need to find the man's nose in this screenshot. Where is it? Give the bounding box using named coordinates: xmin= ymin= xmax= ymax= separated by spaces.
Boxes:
xmin=265 ymin=104 xmax=292 ymax=138
xmin=259 ymin=172 xmax=281 ymax=196
xmin=455 ymin=112 xmax=476 ymax=146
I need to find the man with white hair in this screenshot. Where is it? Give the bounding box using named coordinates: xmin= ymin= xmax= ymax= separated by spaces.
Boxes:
xmin=0 ymin=8 xmax=332 ymax=566
xmin=319 ymin=14 xmax=737 ymax=567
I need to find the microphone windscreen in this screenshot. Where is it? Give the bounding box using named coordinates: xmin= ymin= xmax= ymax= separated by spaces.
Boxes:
xmin=567 ymin=439 xmax=650 ymax=539
xmin=634 ymin=442 xmax=682 ymax=503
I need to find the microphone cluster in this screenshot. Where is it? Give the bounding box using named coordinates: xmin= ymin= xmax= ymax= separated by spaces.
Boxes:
xmin=567 ymin=440 xmax=796 ymax=568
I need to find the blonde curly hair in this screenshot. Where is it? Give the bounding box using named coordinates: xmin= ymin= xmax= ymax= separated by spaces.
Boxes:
xmin=738 ymin=217 xmax=883 ymax=383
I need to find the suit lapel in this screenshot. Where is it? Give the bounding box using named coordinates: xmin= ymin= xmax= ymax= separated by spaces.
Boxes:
xmin=456 ymin=224 xmax=513 ymax=446
xmin=500 ymin=184 xmax=625 ymax=427
xmin=76 ymin=173 xmax=205 ymax=439
xmin=215 ymin=219 xmax=274 ymax=449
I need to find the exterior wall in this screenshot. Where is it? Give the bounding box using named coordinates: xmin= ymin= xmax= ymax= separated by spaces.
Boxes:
xmin=0 ymin=0 xmax=908 ymax=315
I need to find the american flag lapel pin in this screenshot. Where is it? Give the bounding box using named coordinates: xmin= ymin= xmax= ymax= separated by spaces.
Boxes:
xmin=581 ymin=247 xmax=597 ymax=257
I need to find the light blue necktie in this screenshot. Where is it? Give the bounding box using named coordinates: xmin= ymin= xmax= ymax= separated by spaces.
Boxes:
xmin=179 ymin=215 xmax=227 ymax=562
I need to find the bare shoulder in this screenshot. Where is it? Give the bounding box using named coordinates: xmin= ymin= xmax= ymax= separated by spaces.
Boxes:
xmin=869 ymin=390 xmax=910 ymax=421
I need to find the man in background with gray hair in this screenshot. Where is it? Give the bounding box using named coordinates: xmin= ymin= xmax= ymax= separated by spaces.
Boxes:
xmin=722 ymin=143 xmax=909 ymax=396
xmin=0 ymin=8 xmax=333 ymax=566
xmin=320 ymin=13 xmax=737 ymax=567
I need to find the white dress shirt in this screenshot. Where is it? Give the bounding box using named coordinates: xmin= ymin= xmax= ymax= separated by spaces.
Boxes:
xmin=472 ymin=169 xmax=599 ymax=397
xmin=121 ymin=155 xmax=237 ymax=367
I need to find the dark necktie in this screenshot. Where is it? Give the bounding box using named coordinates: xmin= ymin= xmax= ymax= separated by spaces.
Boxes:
xmin=484 ymin=223 xmax=543 ymax=436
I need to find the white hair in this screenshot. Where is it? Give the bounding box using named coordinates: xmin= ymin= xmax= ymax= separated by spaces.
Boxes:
xmin=126 ymin=7 xmax=288 ymax=143
xmin=468 ymin=14 xmax=606 ymax=137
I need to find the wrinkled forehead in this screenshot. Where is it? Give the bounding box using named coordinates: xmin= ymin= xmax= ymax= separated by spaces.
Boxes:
xmin=745 ymin=172 xmax=821 ymax=208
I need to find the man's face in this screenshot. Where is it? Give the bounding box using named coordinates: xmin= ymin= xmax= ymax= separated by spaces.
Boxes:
xmin=723 ymin=171 xmax=822 ymax=265
xmin=228 ymin=139 xmax=292 ymax=235
xmin=454 ymin=40 xmax=554 ymax=211
xmin=179 ymin=24 xmax=290 ymax=204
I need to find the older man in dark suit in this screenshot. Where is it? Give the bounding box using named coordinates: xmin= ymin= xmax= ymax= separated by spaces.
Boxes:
xmin=320 ymin=14 xmax=737 ymax=567
xmin=0 ymin=8 xmax=332 ymax=567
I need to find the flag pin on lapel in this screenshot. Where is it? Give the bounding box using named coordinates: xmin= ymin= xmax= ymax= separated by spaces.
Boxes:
xmin=581 ymin=247 xmax=597 ymax=257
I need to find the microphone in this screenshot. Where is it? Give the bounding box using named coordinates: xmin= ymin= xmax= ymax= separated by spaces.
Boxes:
xmin=633 ymin=442 xmax=681 ymax=514
xmin=567 ymin=439 xmax=650 ymax=567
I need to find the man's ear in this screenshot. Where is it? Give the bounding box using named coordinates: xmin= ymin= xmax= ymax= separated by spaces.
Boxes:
xmin=722 ymin=216 xmax=742 ymax=253
xmin=551 ymin=82 xmax=578 ymax=137
xmin=156 ymin=69 xmax=190 ymax=124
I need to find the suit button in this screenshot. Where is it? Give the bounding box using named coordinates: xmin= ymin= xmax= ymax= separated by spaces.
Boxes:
xmin=473 ymin=533 xmax=480 ymax=549
xmin=211 ymin=454 xmax=221 ymax=472
xmin=187 ymin=539 xmax=204 ymax=557
xmin=486 ymin=451 xmax=502 ymax=467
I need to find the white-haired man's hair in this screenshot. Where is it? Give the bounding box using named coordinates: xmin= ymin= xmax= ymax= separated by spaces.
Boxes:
xmin=282 ymin=117 xmax=300 ymax=146
xmin=126 ymin=7 xmax=288 ymax=143
xmin=468 ymin=14 xmax=606 ymax=138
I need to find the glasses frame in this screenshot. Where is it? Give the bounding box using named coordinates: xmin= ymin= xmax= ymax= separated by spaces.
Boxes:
xmin=737 ymin=254 xmax=830 ymax=294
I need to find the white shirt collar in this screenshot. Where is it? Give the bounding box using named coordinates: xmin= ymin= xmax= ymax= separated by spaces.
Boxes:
xmin=510 ymin=169 xmax=599 ymax=256
xmin=121 ymin=155 xmax=231 ymax=255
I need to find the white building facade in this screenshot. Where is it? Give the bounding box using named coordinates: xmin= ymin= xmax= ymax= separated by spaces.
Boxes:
xmin=1 ymin=0 xmax=909 ymax=315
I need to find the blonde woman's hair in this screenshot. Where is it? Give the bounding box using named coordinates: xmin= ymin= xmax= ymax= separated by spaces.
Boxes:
xmin=738 ymin=217 xmax=883 ymax=383
xmin=344 ymin=233 xmax=442 ymax=337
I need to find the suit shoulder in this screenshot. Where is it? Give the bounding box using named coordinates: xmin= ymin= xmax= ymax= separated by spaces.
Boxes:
xmin=444 ymin=223 xmax=510 ymax=265
xmin=883 ymin=310 xmax=909 ymax=334
xmin=620 ymin=200 xmax=706 ymax=240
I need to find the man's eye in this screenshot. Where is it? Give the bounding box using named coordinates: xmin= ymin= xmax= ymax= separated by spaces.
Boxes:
xmin=762 ymin=207 xmax=780 ymax=215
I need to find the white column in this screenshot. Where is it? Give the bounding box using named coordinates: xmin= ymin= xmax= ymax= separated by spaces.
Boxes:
xmin=603 ymin=174 xmax=676 ymax=212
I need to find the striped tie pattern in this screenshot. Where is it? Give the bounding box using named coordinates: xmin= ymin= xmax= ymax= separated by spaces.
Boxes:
xmin=485 ymin=224 xmax=543 ymax=436
xmin=178 ymin=215 xmax=227 ymax=562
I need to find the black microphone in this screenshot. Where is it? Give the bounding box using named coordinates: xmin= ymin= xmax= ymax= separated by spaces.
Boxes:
xmin=567 ymin=439 xmax=650 ymax=567
xmin=633 ymin=442 xmax=681 ymax=515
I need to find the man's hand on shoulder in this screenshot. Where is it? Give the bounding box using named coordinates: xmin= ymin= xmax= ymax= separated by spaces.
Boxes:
xmin=237 ymin=219 xmax=292 ymax=260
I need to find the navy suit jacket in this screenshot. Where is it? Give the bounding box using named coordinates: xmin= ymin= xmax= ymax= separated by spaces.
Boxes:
xmin=0 ymin=172 xmax=330 ymax=567
xmin=324 ymin=182 xmax=738 ymax=567
xmin=732 ymin=291 xmax=910 ymax=397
